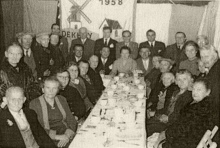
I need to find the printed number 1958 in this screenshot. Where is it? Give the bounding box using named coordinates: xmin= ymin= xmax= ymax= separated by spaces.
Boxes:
xmin=99 ymin=0 xmax=123 ymax=5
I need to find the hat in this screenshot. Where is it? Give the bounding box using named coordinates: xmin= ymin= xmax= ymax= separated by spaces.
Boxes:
xmin=159 ymin=58 xmax=175 ymax=65
xmin=36 ymin=32 xmax=50 ymax=39
xmin=36 ymin=32 xmax=50 ymax=43
xmin=16 ymin=32 xmax=35 ymax=39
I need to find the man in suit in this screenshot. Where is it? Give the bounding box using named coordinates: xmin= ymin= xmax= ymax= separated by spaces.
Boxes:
xmin=163 ymin=32 xmax=187 ymax=73
xmin=0 ymin=86 xmax=56 ymax=148
xmin=79 ymin=60 xmax=102 ymax=105
xmin=17 ymin=32 xmax=37 ymax=78
xmin=96 ymin=46 xmax=114 ymax=75
xmin=94 ymin=26 xmax=118 ymax=61
xmin=33 ymin=32 xmax=53 ymax=80
xmin=116 ymin=30 xmax=138 ymax=59
xmin=139 ymin=29 xmax=166 ymax=57
xmin=70 ymin=27 xmax=95 ymax=60
xmin=88 ymin=55 xmax=105 ymax=93
xmin=136 ymin=46 xmax=153 ymax=76
xmin=51 ymin=23 xmax=69 ymax=62
xmin=67 ymin=44 xmax=85 ymax=64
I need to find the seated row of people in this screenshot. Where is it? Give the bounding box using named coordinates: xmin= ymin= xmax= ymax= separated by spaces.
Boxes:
xmin=146 ymin=43 xmax=220 ymax=146
xmin=155 ymin=78 xmax=215 ymax=148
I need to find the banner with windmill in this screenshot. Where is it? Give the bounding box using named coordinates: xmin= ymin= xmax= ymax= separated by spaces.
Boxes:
xmin=60 ymin=0 xmax=136 ymax=41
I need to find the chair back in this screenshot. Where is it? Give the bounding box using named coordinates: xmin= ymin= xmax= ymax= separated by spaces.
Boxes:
xmin=196 ymin=126 xmax=218 ymax=148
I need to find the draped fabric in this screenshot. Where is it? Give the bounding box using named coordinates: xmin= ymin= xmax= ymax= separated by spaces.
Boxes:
xmin=0 ymin=1 xmax=5 ymax=64
xmin=168 ymin=4 xmax=205 ymax=45
xmin=213 ymin=1 xmax=220 ymax=56
xmin=23 ymin=0 xmax=58 ymax=33
xmin=1 ymin=0 xmax=23 ymax=47
xmin=135 ymin=4 xmax=172 ymax=45
xmin=198 ymin=2 xmax=218 ymax=46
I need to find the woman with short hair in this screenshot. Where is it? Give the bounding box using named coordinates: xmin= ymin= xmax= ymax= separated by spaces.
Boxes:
xmin=30 ymin=77 xmax=77 ymax=148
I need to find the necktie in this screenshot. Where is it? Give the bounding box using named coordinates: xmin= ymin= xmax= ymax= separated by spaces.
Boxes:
xmin=25 ymin=50 xmax=29 ymax=57
xmin=150 ymin=43 xmax=153 ymax=48
xmin=104 ymin=39 xmax=108 ymax=46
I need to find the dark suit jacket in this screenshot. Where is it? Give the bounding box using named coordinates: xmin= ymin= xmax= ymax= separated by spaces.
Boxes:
xmin=139 ymin=41 xmax=166 ymax=57
xmin=116 ymin=41 xmax=138 ymax=59
xmin=0 ymin=108 xmax=56 ymax=148
xmin=205 ymin=60 xmax=220 ymax=125
xmin=70 ymin=38 xmax=95 ymax=60
xmin=136 ymin=58 xmax=153 ymax=76
xmin=80 ymin=75 xmax=102 ymax=105
xmin=96 ymin=57 xmax=114 ymax=75
xmin=94 ymin=38 xmax=118 ymax=60
xmin=163 ymin=43 xmax=187 ymax=73
xmin=88 ymin=67 xmax=105 ymax=92
xmin=166 ymin=90 xmax=193 ymax=125
xmin=66 ymin=54 xmax=85 ymax=65
xmin=32 ymin=45 xmax=51 ymax=79
xmin=59 ymin=36 xmax=69 ymax=62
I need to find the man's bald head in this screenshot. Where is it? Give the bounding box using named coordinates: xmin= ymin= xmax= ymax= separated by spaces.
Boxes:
xmin=89 ymin=55 xmax=99 ymax=69
xmin=5 ymin=86 xmax=24 ymax=98
xmin=4 ymin=86 xmax=26 ymax=112
xmin=79 ymin=27 xmax=88 ymax=39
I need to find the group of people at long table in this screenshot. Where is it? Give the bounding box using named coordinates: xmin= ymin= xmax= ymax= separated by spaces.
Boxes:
xmin=0 ymin=23 xmax=219 ymax=148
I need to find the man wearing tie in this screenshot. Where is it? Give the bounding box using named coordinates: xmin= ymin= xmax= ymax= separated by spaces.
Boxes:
xmin=136 ymin=46 xmax=153 ymax=76
xmin=96 ymin=46 xmax=114 ymax=75
xmin=67 ymin=44 xmax=85 ymax=64
xmin=0 ymin=86 xmax=56 ymax=148
xmin=70 ymin=27 xmax=95 ymax=60
xmin=17 ymin=32 xmax=37 ymax=78
xmin=139 ymin=29 xmax=166 ymax=57
xmin=94 ymin=26 xmax=118 ymax=61
xmin=116 ymin=30 xmax=138 ymax=60
xmin=163 ymin=32 xmax=188 ymax=73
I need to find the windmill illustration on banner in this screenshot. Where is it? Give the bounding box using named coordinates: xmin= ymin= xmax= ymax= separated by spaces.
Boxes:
xmin=68 ymin=0 xmax=92 ymax=29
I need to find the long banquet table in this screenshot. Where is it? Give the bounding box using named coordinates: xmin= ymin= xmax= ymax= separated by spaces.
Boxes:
xmin=69 ymin=76 xmax=147 ymax=148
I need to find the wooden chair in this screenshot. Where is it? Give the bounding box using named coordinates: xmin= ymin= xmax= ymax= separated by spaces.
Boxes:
xmin=196 ymin=126 xmax=218 ymax=148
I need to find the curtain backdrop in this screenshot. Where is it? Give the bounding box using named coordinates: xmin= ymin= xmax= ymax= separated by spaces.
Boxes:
xmin=168 ymin=4 xmax=205 ymax=45
xmin=0 ymin=1 xmax=5 ymax=63
xmin=23 ymin=0 xmax=58 ymax=34
xmin=214 ymin=1 xmax=220 ymax=56
xmin=1 ymin=0 xmax=23 ymax=47
xmin=198 ymin=2 xmax=218 ymax=46
xmin=135 ymin=4 xmax=172 ymax=45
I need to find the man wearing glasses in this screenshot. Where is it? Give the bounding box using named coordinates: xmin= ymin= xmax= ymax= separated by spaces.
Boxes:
xmin=115 ymin=30 xmax=138 ymax=59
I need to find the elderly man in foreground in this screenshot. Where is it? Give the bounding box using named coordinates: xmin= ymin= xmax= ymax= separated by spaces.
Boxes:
xmin=0 ymin=86 xmax=56 ymax=148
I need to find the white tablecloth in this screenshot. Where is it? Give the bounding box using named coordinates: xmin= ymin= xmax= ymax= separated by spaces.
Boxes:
xmin=69 ymin=76 xmax=147 ymax=148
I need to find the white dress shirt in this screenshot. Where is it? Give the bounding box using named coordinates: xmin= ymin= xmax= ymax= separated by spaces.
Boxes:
xmin=104 ymin=38 xmax=110 ymax=45
xmin=142 ymin=58 xmax=149 ymax=70
xmin=148 ymin=41 xmax=155 ymax=47
xmin=75 ymin=56 xmax=82 ymax=62
xmin=23 ymin=48 xmax=31 ymax=57
xmin=101 ymin=57 xmax=107 ymax=65
xmin=9 ymin=109 xmax=29 ymax=130
xmin=81 ymin=38 xmax=87 ymax=44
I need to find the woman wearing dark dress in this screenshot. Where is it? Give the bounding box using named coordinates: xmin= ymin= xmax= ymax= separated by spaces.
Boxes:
xmin=0 ymin=43 xmax=41 ymax=107
xmin=160 ymin=78 xmax=215 ymax=148
xmin=55 ymin=68 xmax=86 ymax=120
xmin=147 ymin=72 xmax=178 ymax=113
xmin=66 ymin=61 xmax=93 ymax=110
xmin=147 ymin=70 xmax=193 ymax=136
xmin=30 ymin=77 xmax=77 ymax=148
